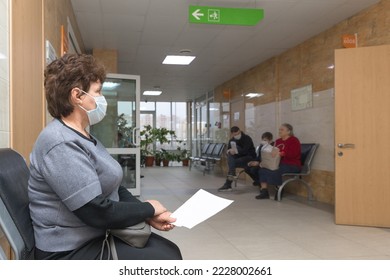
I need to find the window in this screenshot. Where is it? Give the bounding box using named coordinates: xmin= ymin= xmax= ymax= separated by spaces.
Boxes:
xmin=139 ymin=102 xmax=187 ymax=150
xmin=156 ymin=102 xmax=171 ymax=130
xmin=140 ymin=101 xmax=155 ymax=111
xmin=172 ymin=102 xmax=187 ymax=142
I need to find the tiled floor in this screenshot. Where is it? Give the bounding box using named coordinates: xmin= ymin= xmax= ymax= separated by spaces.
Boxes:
xmin=139 ymin=166 xmax=390 ymax=260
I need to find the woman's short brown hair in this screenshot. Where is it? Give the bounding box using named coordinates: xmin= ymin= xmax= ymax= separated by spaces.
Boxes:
xmin=44 ymin=53 xmax=106 ymax=118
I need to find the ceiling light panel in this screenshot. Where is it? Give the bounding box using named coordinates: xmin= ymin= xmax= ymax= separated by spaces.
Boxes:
xmin=143 ymin=90 xmax=162 ymax=96
xmin=162 ymin=55 xmax=196 ymax=65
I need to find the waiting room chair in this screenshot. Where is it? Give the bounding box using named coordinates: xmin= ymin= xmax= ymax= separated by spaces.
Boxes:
xmin=203 ymin=143 xmax=226 ymax=175
xmin=198 ymin=143 xmax=216 ymax=164
xmin=0 ymin=148 xmax=35 ymax=259
xmin=275 ymin=143 xmax=319 ymax=201
xmin=189 ymin=143 xmax=210 ymax=171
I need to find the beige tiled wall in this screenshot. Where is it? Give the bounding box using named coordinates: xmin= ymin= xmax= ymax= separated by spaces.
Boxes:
xmin=245 ymin=101 xmax=277 ymax=147
xmin=280 ymin=89 xmax=335 ymax=172
xmin=243 ymin=89 xmax=335 ymax=203
xmin=245 ymin=88 xmax=334 ymax=172
xmin=0 ymin=0 xmax=9 ymax=148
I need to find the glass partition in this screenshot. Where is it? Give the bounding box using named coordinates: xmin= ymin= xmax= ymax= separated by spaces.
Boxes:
xmin=90 ymin=74 xmax=141 ymax=196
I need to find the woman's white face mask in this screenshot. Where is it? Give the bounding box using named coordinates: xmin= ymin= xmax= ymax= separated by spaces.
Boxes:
xmin=78 ymin=90 xmax=107 ymax=125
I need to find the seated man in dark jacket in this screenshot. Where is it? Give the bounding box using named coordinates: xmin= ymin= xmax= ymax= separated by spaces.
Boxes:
xmin=218 ymin=126 xmax=256 ymax=192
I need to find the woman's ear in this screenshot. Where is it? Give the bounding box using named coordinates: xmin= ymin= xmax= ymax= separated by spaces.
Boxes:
xmin=69 ymin=88 xmax=83 ymax=106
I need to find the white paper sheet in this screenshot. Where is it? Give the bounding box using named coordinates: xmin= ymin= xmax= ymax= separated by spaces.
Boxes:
xmin=230 ymin=141 xmax=238 ymax=154
xmin=170 ymin=189 xmax=234 ymax=229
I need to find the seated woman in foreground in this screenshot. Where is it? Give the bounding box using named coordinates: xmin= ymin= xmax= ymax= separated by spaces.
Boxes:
xmin=256 ymin=123 xmax=301 ymax=200
xmin=28 ymin=54 xmax=182 ymax=260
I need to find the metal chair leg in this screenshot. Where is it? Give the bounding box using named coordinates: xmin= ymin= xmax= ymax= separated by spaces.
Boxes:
xmin=276 ymin=177 xmax=296 ymax=201
xmin=276 ymin=176 xmax=315 ymax=202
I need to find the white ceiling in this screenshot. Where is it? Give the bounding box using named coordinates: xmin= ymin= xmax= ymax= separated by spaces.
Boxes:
xmin=71 ymin=0 xmax=379 ymax=102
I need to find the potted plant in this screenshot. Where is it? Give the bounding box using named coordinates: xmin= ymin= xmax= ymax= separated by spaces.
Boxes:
xmin=140 ymin=125 xmax=155 ymax=167
xmin=160 ymin=149 xmax=182 ymax=167
xmin=160 ymin=149 xmax=171 ymax=167
xmin=177 ymin=140 xmax=190 ymax=167
xmin=154 ymin=150 xmax=162 ymax=167
xmin=181 ymin=150 xmax=190 ymax=167
xmin=140 ymin=125 xmax=177 ymax=167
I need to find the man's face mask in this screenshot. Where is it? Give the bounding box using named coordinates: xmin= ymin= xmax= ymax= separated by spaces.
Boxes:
xmin=233 ymin=133 xmax=242 ymax=140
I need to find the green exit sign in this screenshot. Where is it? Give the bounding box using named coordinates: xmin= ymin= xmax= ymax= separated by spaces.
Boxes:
xmin=189 ymin=5 xmax=264 ymax=26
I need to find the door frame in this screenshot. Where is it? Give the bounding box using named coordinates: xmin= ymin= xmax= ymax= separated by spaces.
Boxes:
xmin=105 ymin=73 xmax=141 ymax=196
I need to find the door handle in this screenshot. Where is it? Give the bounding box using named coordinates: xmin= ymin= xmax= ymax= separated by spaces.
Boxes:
xmin=338 ymin=143 xmax=355 ymax=149
xmin=132 ymin=127 xmax=140 ymax=147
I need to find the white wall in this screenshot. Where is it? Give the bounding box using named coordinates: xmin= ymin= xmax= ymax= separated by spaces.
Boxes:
xmin=245 ymin=88 xmax=335 ymax=172
xmin=0 ymin=0 xmax=9 ymax=148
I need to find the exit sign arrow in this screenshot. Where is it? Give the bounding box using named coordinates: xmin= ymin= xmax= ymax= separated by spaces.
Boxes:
xmin=189 ymin=5 xmax=264 ymax=26
xmin=192 ymin=9 xmax=204 ymax=20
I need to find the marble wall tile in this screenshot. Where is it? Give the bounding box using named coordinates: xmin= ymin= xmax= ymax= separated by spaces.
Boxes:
xmin=0 ymin=131 xmax=9 ymax=148
xmin=280 ymin=89 xmax=335 ymax=172
xmin=240 ymin=89 xmax=336 ymax=204
xmin=286 ymin=170 xmax=335 ymax=204
xmin=0 ymin=0 xmax=8 ymax=80
xmin=246 ymin=101 xmax=278 ymax=147
xmin=0 ymin=78 xmax=9 ymax=132
xmin=0 ymin=25 xmax=9 ymax=82
xmin=244 ymin=88 xmax=335 ymax=172
xmin=0 ymin=0 xmax=8 ymax=31
xmin=0 ymin=0 xmax=9 ymax=149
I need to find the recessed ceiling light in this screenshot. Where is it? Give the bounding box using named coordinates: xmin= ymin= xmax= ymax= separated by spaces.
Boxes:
xmin=246 ymin=93 xmax=264 ymax=98
xmin=162 ymin=55 xmax=196 ymax=65
xmin=328 ymin=64 xmax=335 ymax=69
xmin=143 ymin=90 xmax=162 ymax=96
xmin=102 ymin=81 xmax=120 ymax=90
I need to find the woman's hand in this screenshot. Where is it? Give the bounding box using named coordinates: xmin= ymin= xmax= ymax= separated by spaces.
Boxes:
xmin=146 ymin=200 xmax=167 ymax=216
xmin=148 ymin=212 xmax=176 ymax=231
xmin=248 ymin=161 xmax=259 ymax=167
xmin=271 ymin=149 xmax=279 ymax=158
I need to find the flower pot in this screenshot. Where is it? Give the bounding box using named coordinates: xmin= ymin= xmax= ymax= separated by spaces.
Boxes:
xmin=182 ymin=159 xmax=189 ymax=166
xmin=162 ymin=159 xmax=170 ymax=167
xmin=145 ymin=156 xmax=155 ymax=167
xmin=155 ymin=158 xmax=162 ymax=167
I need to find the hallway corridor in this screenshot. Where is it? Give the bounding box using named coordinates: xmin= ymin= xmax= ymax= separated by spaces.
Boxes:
xmin=140 ymin=166 xmax=390 ymax=260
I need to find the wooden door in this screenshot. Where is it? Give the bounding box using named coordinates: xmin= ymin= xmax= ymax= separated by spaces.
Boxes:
xmin=335 ymin=45 xmax=390 ymax=227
